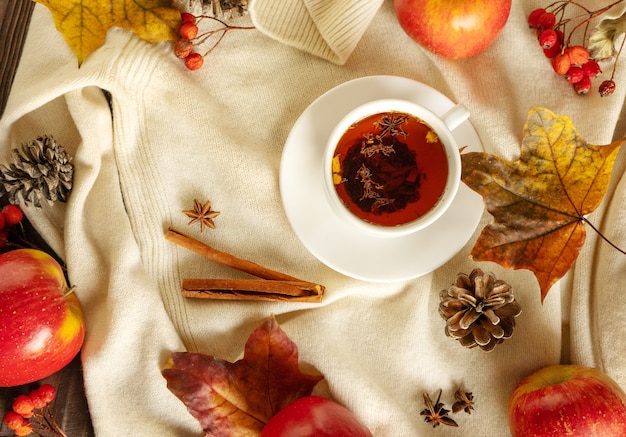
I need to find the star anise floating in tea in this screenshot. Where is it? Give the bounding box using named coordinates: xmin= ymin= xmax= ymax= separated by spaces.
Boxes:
xmin=183 ymin=199 xmax=220 ymax=231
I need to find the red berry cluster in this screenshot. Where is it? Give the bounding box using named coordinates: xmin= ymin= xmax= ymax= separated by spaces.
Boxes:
xmin=528 ymin=4 xmax=620 ymax=97
xmin=0 ymin=204 xmax=24 ymax=248
xmin=172 ymin=11 xmax=255 ymax=71
xmin=2 ymin=385 xmax=63 ymax=437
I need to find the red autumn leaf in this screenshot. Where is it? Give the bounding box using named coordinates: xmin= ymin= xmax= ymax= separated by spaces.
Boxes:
xmin=162 ymin=316 xmax=323 ymax=436
xmin=461 ymin=107 xmax=623 ymax=302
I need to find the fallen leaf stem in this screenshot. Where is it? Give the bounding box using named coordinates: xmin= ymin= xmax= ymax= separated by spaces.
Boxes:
xmin=583 ymin=217 xmax=626 ymax=255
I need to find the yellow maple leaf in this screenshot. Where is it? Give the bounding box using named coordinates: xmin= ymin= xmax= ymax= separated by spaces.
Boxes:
xmin=461 ymin=107 xmax=624 ymax=302
xmin=35 ymin=0 xmax=182 ymax=64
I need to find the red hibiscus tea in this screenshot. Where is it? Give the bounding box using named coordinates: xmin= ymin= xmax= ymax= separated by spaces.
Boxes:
xmin=330 ymin=111 xmax=449 ymax=227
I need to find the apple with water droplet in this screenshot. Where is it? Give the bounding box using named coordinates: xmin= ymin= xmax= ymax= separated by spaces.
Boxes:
xmin=394 ymin=0 xmax=512 ymax=59
xmin=0 ymin=249 xmax=85 ymax=387
xmin=508 ymin=365 xmax=626 ymax=436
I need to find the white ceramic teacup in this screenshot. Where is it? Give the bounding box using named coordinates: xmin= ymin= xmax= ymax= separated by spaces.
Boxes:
xmin=323 ymin=99 xmax=469 ymax=237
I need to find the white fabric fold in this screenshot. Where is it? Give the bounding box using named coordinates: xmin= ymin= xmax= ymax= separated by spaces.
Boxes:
xmin=249 ymin=0 xmax=383 ymax=64
xmin=1 ymin=1 xmax=625 ymax=436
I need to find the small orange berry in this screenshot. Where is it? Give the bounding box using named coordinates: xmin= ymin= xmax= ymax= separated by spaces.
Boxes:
xmin=12 ymin=395 xmax=34 ymax=418
xmin=185 ymin=53 xmax=204 ymax=71
xmin=181 ymin=12 xmax=196 ymax=25
xmin=179 ymin=23 xmax=198 ymax=40
xmin=551 ymin=53 xmax=571 ymax=75
xmin=174 ymin=39 xmax=194 ymax=59
xmin=565 ymin=45 xmax=589 ymax=66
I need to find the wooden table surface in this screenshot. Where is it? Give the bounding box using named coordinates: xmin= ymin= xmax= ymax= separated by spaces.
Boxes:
xmin=1 ymin=1 xmax=95 ymax=435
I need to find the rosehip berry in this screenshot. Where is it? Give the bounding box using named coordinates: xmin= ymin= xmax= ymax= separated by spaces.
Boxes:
xmin=543 ymin=44 xmax=560 ymax=59
xmin=582 ymin=59 xmax=601 ymax=78
xmin=35 ymin=384 xmax=56 ymax=404
xmin=573 ymin=75 xmax=592 ymax=94
xmin=12 ymin=395 xmax=34 ymax=418
xmin=174 ymin=39 xmax=194 ymax=59
xmin=14 ymin=424 xmax=33 ymax=437
xmin=538 ymin=11 xmax=556 ymax=30
xmin=2 ymin=204 xmax=23 ymax=225
xmin=551 ymin=53 xmax=571 ymax=75
xmin=181 ymin=12 xmax=196 ymax=25
xmin=528 ymin=8 xmax=546 ymax=28
xmin=565 ymin=66 xmax=584 ymax=84
xmin=538 ymin=29 xmax=557 ymax=49
xmin=565 ymin=45 xmax=589 ymax=66
xmin=185 ymin=52 xmax=204 ymax=71
xmin=599 ymin=80 xmax=616 ymax=97
xmin=179 ymin=22 xmax=198 ymax=40
xmin=3 ymin=411 xmax=26 ymax=430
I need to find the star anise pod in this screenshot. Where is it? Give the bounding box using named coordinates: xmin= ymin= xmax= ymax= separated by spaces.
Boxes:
xmin=420 ymin=390 xmax=458 ymax=428
xmin=183 ymin=199 xmax=220 ymax=232
xmin=452 ymin=388 xmax=474 ymax=414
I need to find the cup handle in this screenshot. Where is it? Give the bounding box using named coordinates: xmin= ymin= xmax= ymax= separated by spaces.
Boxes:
xmin=441 ymin=104 xmax=470 ymax=131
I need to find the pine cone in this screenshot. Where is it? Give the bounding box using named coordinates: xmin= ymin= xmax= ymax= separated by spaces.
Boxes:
xmin=0 ymin=135 xmax=73 ymax=207
xmin=439 ymin=269 xmax=521 ymax=352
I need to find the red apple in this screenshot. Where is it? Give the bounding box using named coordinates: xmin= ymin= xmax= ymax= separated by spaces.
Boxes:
xmin=508 ymin=364 xmax=626 ymax=436
xmin=261 ymin=395 xmax=373 ymax=437
xmin=394 ymin=0 xmax=512 ymax=59
xmin=0 ymin=249 xmax=85 ymax=387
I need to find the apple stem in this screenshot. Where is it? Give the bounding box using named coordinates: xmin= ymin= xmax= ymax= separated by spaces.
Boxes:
xmin=63 ymin=285 xmax=77 ymax=298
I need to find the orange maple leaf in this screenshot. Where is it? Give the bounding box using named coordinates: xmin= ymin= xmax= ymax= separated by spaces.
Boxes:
xmin=162 ymin=316 xmax=323 ymax=435
xmin=35 ymin=0 xmax=182 ymax=64
xmin=461 ymin=107 xmax=623 ymax=302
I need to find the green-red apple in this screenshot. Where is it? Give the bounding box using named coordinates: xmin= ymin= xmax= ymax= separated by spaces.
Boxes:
xmin=261 ymin=395 xmax=373 ymax=437
xmin=0 ymin=249 xmax=85 ymax=387
xmin=508 ymin=364 xmax=626 ymax=436
xmin=394 ymin=0 xmax=512 ymax=59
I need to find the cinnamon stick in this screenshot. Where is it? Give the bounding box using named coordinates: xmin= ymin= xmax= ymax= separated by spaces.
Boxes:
xmin=165 ymin=227 xmax=325 ymax=302
xmin=166 ymin=227 xmax=300 ymax=281
xmin=182 ymin=278 xmax=323 ymax=302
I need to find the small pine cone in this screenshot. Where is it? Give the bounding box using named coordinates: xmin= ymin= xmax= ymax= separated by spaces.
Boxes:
xmin=0 ymin=135 xmax=73 ymax=207
xmin=439 ymin=269 xmax=521 ymax=352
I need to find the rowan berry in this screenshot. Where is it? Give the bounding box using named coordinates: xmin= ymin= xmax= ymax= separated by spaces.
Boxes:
xmin=181 ymin=12 xmax=196 ymax=25
xmin=565 ymin=45 xmax=589 ymax=66
xmin=582 ymin=59 xmax=601 ymax=78
xmin=0 ymin=212 xmax=5 ymax=230
xmin=537 ymin=11 xmax=556 ymax=30
xmin=174 ymin=39 xmax=194 ymax=59
xmin=2 ymin=204 xmax=23 ymax=225
xmin=528 ymin=8 xmax=546 ymax=28
xmin=538 ymin=29 xmax=557 ymax=49
xmin=179 ymin=22 xmax=198 ymax=40
xmin=34 ymin=384 xmax=56 ymax=404
xmin=565 ymin=66 xmax=584 ymax=84
xmin=573 ymin=75 xmax=592 ymax=94
xmin=3 ymin=411 xmax=26 ymax=430
xmin=599 ymin=80 xmax=616 ymax=97
xmin=551 ymin=53 xmax=571 ymax=75
xmin=12 ymin=395 xmax=34 ymax=418
xmin=185 ymin=52 xmax=204 ymax=71
xmin=14 ymin=424 xmax=33 ymax=436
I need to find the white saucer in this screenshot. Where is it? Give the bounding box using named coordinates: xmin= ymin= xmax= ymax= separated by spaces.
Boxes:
xmin=279 ymin=75 xmax=484 ymax=282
